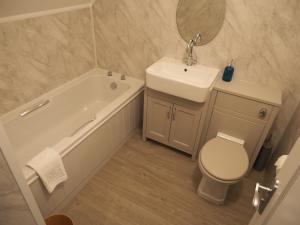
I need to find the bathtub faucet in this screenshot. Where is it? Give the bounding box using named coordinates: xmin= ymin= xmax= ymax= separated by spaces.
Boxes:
xmin=184 ymin=32 xmax=202 ymax=66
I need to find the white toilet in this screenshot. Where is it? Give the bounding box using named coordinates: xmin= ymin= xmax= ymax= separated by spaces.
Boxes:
xmin=197 ymin=132 xmax=249 ymax=204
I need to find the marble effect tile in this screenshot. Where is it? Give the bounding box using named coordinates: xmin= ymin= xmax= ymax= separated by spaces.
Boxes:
xmin=92 ymin=0 xmax=300 ymax=149
xmin=0 ymin=151 xmax=37 ymax=225
xmin=0 ymin=8 xmax=95 ymax=115
xmin=0 ymin=0 xmax=299 ymax=160
xmin=272 ymin=101 xmax=300 ymax=159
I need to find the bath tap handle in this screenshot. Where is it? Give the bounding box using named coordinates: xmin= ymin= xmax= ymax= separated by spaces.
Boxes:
xmin=121 ymin=74 xmax=126 ymax=80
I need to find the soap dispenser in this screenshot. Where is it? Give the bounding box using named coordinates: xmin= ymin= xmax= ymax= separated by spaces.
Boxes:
xmin=222 ymin=59 xmax=234 ymax=82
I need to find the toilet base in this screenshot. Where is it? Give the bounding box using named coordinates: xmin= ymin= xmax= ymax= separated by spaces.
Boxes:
xmin=197 ymin=175 xmax=230 ymax=205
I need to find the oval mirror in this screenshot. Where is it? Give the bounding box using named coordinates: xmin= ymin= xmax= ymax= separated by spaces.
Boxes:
xmin=176 ymin=0 xmax=226 ymax=46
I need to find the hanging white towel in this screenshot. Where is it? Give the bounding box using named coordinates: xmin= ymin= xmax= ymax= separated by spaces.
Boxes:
xmin=27 ymin=148 xmax=68 ymax=193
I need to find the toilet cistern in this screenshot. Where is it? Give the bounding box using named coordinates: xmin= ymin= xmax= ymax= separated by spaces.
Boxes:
xmin=184 ymin=32 xmax=202 ymax=66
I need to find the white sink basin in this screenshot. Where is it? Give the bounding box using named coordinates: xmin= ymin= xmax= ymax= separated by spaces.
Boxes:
xmin=146 ymin=57 xmax=220 ymax=103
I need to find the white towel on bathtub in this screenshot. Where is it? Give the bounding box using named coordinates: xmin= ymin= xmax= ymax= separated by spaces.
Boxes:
xmin=26 ymin=148 xmax=68 ymax=193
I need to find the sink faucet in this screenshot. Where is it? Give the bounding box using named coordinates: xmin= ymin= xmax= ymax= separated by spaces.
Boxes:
xmin=184 ymin=32 xmax=202 ymax=66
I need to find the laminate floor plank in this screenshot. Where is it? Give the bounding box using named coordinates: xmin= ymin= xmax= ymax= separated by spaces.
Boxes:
xmin=63 ymin=132 xmax=262 ymax=225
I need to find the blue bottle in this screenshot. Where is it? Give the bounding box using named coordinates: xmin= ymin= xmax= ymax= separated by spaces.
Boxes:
xmin=222 ymin=60 xmax=234 ymax=82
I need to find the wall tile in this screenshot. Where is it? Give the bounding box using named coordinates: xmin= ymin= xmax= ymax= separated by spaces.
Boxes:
xmin=92 ymin=0 xmax=300 ymax=148
xmin=0 ymin=8 xmax=95 ymax=115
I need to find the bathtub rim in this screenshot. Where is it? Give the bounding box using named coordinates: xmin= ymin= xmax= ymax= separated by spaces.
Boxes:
xmin=0 ymin=68 xmax=144 ymax=184
xmin=0 ymin=68 xmax=142 ymax=123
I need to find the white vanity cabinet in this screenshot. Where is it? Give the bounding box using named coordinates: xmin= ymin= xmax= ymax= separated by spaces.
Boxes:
xmin=200 ymin=81 xmax=281 ymax=170
xmin=143 ymin=88 xmax=206 ymax=158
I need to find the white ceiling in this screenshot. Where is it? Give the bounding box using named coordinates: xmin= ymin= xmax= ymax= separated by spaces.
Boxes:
xmin=0 ymin=0 xmax=93 ymax=19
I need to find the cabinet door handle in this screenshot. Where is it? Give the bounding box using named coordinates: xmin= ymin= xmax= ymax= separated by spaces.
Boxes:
xmin=167 ymin=107 xmax=171 ymax=119
xmin=172 ymin=108 xmax=176 ymax=121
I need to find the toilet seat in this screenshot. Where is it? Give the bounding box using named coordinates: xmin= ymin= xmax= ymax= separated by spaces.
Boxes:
xmin=199 ymin=137 xmax=249 ymax=181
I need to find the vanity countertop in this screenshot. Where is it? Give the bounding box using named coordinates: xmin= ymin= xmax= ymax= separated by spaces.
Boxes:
xmin=213 ymin=78 xmax=282 ymax=107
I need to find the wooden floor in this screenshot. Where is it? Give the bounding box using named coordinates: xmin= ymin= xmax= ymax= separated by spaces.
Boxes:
xmin=63 ymin=132 xmax=262 ymax=225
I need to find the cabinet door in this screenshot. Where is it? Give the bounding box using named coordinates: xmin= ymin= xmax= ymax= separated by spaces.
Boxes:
xmin=169 ymin=104 xmax=201 ymax=154
xmin=146 ymin=96 xmax=172 ymax=145
xmin=205 ymin=109 xmax=265 ymax=165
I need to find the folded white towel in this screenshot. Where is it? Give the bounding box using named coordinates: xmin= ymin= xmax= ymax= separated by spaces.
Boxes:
xmin=27 ymin=148 xmax=68 ymax=193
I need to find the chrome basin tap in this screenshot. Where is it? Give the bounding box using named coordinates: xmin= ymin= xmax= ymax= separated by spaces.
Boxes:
xmin=185 ymin=39 xmax=196 ymax=66
xmin=184 ymin=32 xmax=202 ymax=66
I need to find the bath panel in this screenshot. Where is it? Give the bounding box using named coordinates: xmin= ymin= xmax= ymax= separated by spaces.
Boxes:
xmin=0 ymin=68 xmax=144 ymax=216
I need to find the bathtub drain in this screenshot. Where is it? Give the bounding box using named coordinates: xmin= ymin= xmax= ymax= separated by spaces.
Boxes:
xmin=110 ymin=82 xmax=117 ymax=89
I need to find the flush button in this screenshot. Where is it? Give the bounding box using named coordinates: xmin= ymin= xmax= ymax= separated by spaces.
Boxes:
xmin=258 ymin=108 xmax=267 ymax=118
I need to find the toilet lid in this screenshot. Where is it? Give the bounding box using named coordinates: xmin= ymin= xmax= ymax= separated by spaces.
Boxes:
xmin=200 ymin=137 xmax=249 ymax=181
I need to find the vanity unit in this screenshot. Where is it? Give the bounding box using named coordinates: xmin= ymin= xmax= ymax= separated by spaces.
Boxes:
xmin=143 ymin=57 xmax=220 ymax=159
xmin=143 ymin=88 xmax=205 ymax=158
xmin=143 ymin=57 xmax=281 ymax=168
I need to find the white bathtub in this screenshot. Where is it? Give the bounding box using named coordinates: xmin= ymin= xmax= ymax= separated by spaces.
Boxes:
xmin=1 ymin=68 xmax=144 ymax=215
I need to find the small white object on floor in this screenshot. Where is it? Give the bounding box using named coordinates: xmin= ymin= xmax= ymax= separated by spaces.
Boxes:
xmin=274 ymin=155 xmax=288 ymax=175
xmin=27 ymin=148 xmax=68 ymax=193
